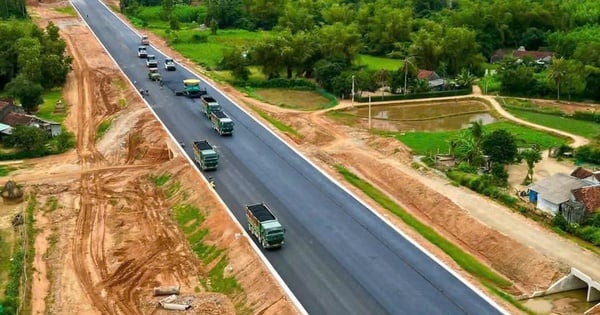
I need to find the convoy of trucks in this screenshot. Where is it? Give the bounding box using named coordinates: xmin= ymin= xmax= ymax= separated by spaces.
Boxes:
xmin=175 ymin=79 xmax=206 ymax=98
xmin=210 ymin=110 xmax=234 ymax=136
xmin=246 ymin=203 xmax=285 ymax=249
xmin=200 ymin=95 xmax=221 ymax=118
xmin=192 ymin=140 xmax=219 ymax=170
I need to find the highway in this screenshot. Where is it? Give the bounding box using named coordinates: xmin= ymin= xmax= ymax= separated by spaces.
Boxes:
xmin=70 ymin=1 xmax=506 ymax=314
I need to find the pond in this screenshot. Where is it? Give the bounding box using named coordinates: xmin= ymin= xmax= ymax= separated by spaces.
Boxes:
xmin=522 ymin=289 xmax=598 ymax=314
xmin=347 ymin=101 xmax=497 ymax=132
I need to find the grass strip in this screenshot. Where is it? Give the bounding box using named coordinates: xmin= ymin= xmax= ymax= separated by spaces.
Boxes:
xmin=251 ymin=106 xmax=301 ymax=138
xmin=334 ymin=164 xmax=512 ymax=289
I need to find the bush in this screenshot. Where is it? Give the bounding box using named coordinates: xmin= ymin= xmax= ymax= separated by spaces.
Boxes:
xmin=552 ymin=213 xmax=571 ymax=232
xmin=574 ymin=145 xmax=600 ymax=165
xmin=576 ymin=225 xmax=600 ymax=246
xmin=241 ymin=78 xmax=317 ymax=89
xmin=191 ymin=32 xmax=208 ymax=43
xmin=354 ymin=88 xmax=471 ymax=102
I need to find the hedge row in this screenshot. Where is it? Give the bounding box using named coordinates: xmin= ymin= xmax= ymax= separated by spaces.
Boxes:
xmin=447 ymin=170 xmax=518 ymax=208
xmin=354 ymin=88 xmax=472 ymax=103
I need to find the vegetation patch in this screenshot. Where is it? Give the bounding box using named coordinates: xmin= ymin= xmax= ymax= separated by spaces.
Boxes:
xmin=357 ymin=54 xmax=404 ymax=71
xmin=96 ymin=118 xmax=113 ymax=141
xmin=505 ymin=107 xmax=600 ymax=140
xmin=36 ymin=89 xmax=67 ymax=123
xmin=54 ymin=6 xmax=77 ymax=16
xmin=0 ymin=165 xmax=17 ymax=177
xmin=250 ymin=88 xmax=336 ymax=110
xmin=150 ymin=173 xmax=172 ymax=187
xmin=334 ymin=165 xmax=513 ymax=290
xmin=251 ymin=106 xmax=301 ymax=138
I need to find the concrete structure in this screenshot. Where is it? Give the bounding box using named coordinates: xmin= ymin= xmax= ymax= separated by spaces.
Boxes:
xmin=529 ymin=173 xmax=586 ymax=214
xmin=534 ymin=268 xmax=600 ymax=314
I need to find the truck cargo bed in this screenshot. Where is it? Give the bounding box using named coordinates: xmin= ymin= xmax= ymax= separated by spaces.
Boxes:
xmin=211 ymin=110 xmax=228 ymax=119
xmin=193 ymin=140 xmax=213 ymax=151
xmin=247 ymin=204 xmax=276 ymax=222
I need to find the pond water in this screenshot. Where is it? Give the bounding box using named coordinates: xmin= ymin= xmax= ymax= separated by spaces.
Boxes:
xmin=348 ymin=101 xmax=497 ymax=131
xmin=522 ymin=289 xmax=598 ymax=314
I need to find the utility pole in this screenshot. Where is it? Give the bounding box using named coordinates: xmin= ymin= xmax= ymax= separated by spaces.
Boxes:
xmin=403 ymin=57 xmax=408 ymax=96
xmin=351 ymin=74 xmax=355 ymax=108
xmin=368 ymin=95 xmax=372 ymax=129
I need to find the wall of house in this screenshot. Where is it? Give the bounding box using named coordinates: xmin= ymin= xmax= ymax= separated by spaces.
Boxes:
xmin=537 ymin=197 xmax=559 ymax=214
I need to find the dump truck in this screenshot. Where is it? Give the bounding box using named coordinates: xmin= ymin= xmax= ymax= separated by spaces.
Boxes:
xmin=210 ymin=110 xmax=234 ymax=136
xmin=164 ymin=58 xmax=176 ymax=71
xmin=175 ymin=79 xmax=206 ymax=98
xmin=146 ymin=55 xmax=158 ymax=68
xmin=137 ymin=46 xmax=147 ymax=58
xmin=147 ymin=68 xmax=162 ymax=81
xmin=200 ymin=95 xmax=221 ymax=118
xmin=140 ymin=35 xmax=149 ymax=45
xmin=246 ymin=203 xmax=285 ymax=249
xmin=192 ymin=140 xmax=219 ymax=170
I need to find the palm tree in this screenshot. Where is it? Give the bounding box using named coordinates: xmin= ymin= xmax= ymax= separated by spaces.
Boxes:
xmin=547 ymin=57 xmax=567 ymax=100
xmin=469 ymin=120 xmax=484 ymax=166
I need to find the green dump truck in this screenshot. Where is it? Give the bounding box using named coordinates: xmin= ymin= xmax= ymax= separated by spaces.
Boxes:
xmin=175 ymin=79 xmax=206 ymax=98
xmin=200 ymin=95 xmax=222 ymax=118
xmin=147 ymin=67 xmax=162 ymax=81
xmin=210 ymin=110 xmax=234 ymax=136
xmin=192 ymin=140 xmax=219 ymax=170
xmin=245 ymin=203 xmax=285 ymax=249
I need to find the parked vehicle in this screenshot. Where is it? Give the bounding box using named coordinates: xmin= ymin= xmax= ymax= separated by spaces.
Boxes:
xmin=146 ymin=55 xmax=158 ymax=68
xmin=245 ymin=203 xmax=285 ymax=249
xmin=164 ymin=58 xmax=176 ymax=71
xmin=192 ymin=140 xmax=219 ymax=170
xmin=210 ymin=110 xmax=234 ymax=136
xmin=200 ymin=95 xmax=221 ymax=118
xmin=140 ymin=35 xmax=149 ymax=45
xmin=137 ymin=46 xmax=147 ymax=58
xmin=175 ymin=79 xmax=206 ymax=98
xmin=147 ymin=68 xmax=161 ymax=81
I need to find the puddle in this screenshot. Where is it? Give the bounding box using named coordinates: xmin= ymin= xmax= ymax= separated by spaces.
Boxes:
xmin=522 ymin=289 xmax=599 ymax=314
xmin=346 ymin=101 xmax=496 ymax=131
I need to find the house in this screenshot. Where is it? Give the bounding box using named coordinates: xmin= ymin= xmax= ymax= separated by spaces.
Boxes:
xmin=528 ymin=173 xmax=586 ymax=215
xmin=0 ymin=123 xmax=12 ymax=138
xmin=0 ymin=98 xmax=62 ymax=137
xmin=417 ymin=70 xmax=445 ymax=90
xmin=570 ymin=166 xmax=600 ymax=185
xmin=571 ymin=186 xmax=600 ymax=213
xmin=513 ymin=46 xmax=553 ymax=65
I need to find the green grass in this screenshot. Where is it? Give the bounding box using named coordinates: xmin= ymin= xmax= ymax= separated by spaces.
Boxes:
xmin=150 ymin=173 xmax=172 ymax=187
xmin=0 ymin=230 xmax=13 ymax=300
xmin=250 ymin=88 xmax=336 ymax=110
xmin=204 ymin=257 xmax=242 ymax=295
xmin=96 ymin=118 xmax=113 ymax=140
xmin=251 ymin=106 xmax=301 ymax=138
xmin=36 ymin=89 xmax=67 ymax=123
xmin=357 ymin=54 xmax=404 ymax=71
xmin=335 ymin=164 xmax=513 ymax=289
xmin=396 ymin=121 xmax=568 ymax=155
xmin=0 ymin=165 xmax=17 ymax=177
xmin=485 ymin=284 xmax=539 ymax=315
xmin=54 ymin=6 xmax=77 ymax=16
xmin=506 ymin=108 xmax=600 ymax=140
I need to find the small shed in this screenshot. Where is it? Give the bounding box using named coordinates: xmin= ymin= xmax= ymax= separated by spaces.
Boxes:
xmin=528 ymin=173 xmax=586 ymax=215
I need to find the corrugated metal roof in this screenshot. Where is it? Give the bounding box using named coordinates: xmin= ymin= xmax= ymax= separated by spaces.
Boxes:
xmin=529 ymin=173 xmax=586 ymax=204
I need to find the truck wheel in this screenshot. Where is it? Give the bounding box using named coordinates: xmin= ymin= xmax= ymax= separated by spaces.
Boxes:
xmin=261 ymin=239 xmax=267 ymax=248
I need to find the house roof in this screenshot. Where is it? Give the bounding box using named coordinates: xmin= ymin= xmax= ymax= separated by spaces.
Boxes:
xmin=571 ymin=166 xmax=594 ymax=179
xmin=0 ymin=123 xmax=11 ymax=132
xmin=1 ymin=112 xmax=34 ymax=126
xmin=529 ymin=173 xmax=586 ymax=204
xmin=417 ymin=70 xmax=433 ymax=80
xmin=513 ymin=50 xmax=554 ymax=60
xmin=572 ymin=186 xmax=600 ymax=213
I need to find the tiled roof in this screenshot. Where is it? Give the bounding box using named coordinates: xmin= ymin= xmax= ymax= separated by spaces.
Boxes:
xmin=417 ymin=70 xmax=433 ymax=80
xmin=571 ymin=166 xmax=594 ymax=179
xmin=513 ymin=50 xmax=554 ymax=60
xmin=572 ymin=186 xmax=600 ymax=213
xmin=1 ymin=112 xmax=34 ymax=126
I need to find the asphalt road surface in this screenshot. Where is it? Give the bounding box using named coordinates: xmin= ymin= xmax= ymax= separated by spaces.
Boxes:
xmin=71 ymin=1 xmax=506 ymax=314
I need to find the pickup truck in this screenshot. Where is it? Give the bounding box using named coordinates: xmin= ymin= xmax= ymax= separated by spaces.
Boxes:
xmin=146 ymin=55 xmax=158 ymax=68
xmin=137 ymin=46 xmax=147 ymax=58
xmin=164 ymin=58 xmax=176 ymax=71
xmin=200 ymin=95 xmax=221 ymax=118
xmin=192 ymin=140 xmax=219 ymax=170
xmin=210 ymin=110 xmax=234 ymax=136
xmin=246 ymin=203 xmax=285 ymax=249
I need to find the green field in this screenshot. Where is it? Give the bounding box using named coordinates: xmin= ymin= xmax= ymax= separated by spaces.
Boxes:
xmin=356 ymin=54 xmax=404 ymax=71
xmin=396 ymin=121 xmax=568 ymax=155
xmin=250 ymin=88 xmax=336 ymax=110
xmin=36 ymin=89 xmax=66 ymax=123
xmin=506 ymin=108 xmax=600 ymax=140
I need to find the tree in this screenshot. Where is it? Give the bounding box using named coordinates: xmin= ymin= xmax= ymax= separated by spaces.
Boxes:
xmin=5 ymin=125 xmax=49 ymax=152
xmin=409 ymin=22 xmax=444 ymax=70
xmin=520 ymin=148 xmax=542 ymax=184
xmin=547 ymin=57 xmax=567 ymax=100
xmin=206 ymin=0 xmax=243 ymax=29
xmin=219 ymin=47 xmax=250 ymax=81
xmin=482 ymin=129 xmax=518 ymax=164
xmin=440 ymin=27 xmax=485 ymax=75
xmin=454 ymin=68 xmax=477 ymax=89
xmin=5 ymin=74 xmax=43 ymax=113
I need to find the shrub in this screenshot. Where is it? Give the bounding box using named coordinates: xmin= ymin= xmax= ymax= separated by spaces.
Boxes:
xmin=552 ymin=213 xmax=571 ymax=232
xmin=574 ymin=145 xmax=600 ymax=164
xmin=575 ymin=226 xmax=600 ymax=246
xmin=191 ymin=32 xmax=208 ymax=43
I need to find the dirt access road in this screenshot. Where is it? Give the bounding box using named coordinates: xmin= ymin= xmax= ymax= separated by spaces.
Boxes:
xmin=0 ymin=1 xmax=297 ymax=314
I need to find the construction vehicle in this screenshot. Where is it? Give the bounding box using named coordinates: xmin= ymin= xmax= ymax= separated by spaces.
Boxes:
xmin=245 ymin=203 xmax=285 ymax=249
xmin=164 ymin=58 xmax=176 ymax=71
xmin=137 ymin=46 xmax=147 ymax=58
xmin=140 ymin=35 xmax=149 ymax=45
xmin=192 ymin=140 xmax=219 ymax=170
xmin=147 ymin=68 xmax=162 ymax=81
xmin=200 ymin=95 xmax=221 ymax=118
xmin=146 ymin=55 xmax=158 ymax=68
xmin=175 ymin=79 xmax=206 ymax=98
xmin=210 ymin=110 xmax=234 ymax=136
